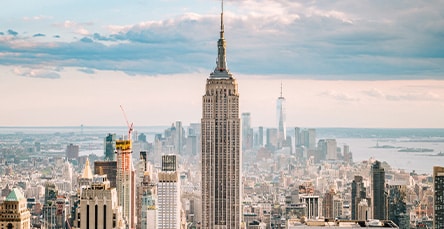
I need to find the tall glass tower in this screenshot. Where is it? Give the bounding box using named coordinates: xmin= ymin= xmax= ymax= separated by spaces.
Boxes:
xmin=277 ymin=83 xmax=286 ymax=148
xmin=201 ymin=2 xmax=241 ymax=228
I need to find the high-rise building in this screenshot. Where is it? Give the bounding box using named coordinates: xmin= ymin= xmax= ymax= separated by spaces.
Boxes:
xmin=115 ymin=139 xmax=133 ymax=228
xmin=258 ymin=126 xmax=264 ymax=147
xmin=241 ymin=112 xmax=252 ymax=151
xmin=266 ymin=128 xmax=278 ymax=150
xmin=351 ymin=176 xmax=369 ymax=220
xmin=433 ymin=166 xmax=444 ymax=229
xmin=158 ymin=155 xmax=180 ymax=229
xmin=104 ymin=134 xmax=116 ymax=161
xmin=0 ymin=188 xmax=31 ymax=229
xmin=66 ymin=143 xmax=79 ymax=160
xmin=201 ymin=3 xmax=241 ymax=228
xmin=371 ymin=160 xmax=386 ymax=220
xmin=387 ymin=183 xmax=407 ymax=227
xmin=139 ymin=172 xmax=157 ymax=229
xmin=294 ymin=127 xmax=301 ymax=147
xmin=300 ymin=195 xmax=319 ymax=219
xmin=318 ymin=139 xmax=337 ymax=161
xmin=76 ymin=175 xmax=124 ymax=229
xmin=94 ymin=161 xmax=118 ymax=188
xmin=136 ymin=151 xmax=156 ymax=229
xmin=307 ymin=129 xmax=316 ymax=150
xmin=276 ymin=83 xmax=286 ymax=149
xmin=175 ymin=121 xmax=184 ymax=154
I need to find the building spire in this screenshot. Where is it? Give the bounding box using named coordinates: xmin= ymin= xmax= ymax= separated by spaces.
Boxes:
xmin=280 ymin=81 xmax=283 ymax=97
xmin=211 ymin=0 xmax=231 ymax=78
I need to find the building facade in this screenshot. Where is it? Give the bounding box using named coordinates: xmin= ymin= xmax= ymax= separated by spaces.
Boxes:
xmin=158 ymin=155 xmax=180 ymax=229
xmin=0 ymin=188 xmax=31 ymax=229
xmin=115 ymin=140 xmax=133 ymax=228
xmin=76 ymin=175 xmax=124 ymax=229
xmin=201 ymin=5 xmax=241 ymax=228
xmin=433 ymin=166 xmax=444 ymax=229
xmin=371 ymin=161 xmax=386 ymax=220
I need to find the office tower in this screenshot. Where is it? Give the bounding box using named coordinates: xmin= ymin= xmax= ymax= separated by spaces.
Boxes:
xmin=433 ymin=166 xmax=444 ymax=229
xmin=138 ymin=133 xmax=147 ymax=142
xmin=175 ymin=121 xmax=184 ymax=154
xmin=323 ymin=190 xmax=335 ymax=219
xmin=0 ymin=188 xmax=31 ymax=229
xmin=387 ymin=183 xmax=407 ymax=227
xmin=300 ymin=195 xmax=319 ymax=219
xmin=66 ymin=143 xmax=79 ymax=160
xmin=201 ymin=4 xmax=241 ymax=228
xmin=351 ymin=176 xmax=368 ymax=220
xmin=318 ymin=139 xmax=337 ymax=161
xmin=62 ymin=160 xmax=73 ymax=190
xmin=42 ymin=183 xmax=68 ymax=229
xmin=241 ymin=112 xmax=252 ymax=151
xmin=139 ymin=172 xmax=157 ymax=229
xmin=294 ymin=127 xmax=301 ymax=147
xmin=187 ymin=123 xmax=201 ymax=155
xmin=116 ymin=139 xmax=133 ymax=228
xmin=276 ymin=83 xmax=286 ymax=148
xmin=307 ymin=129 xmax=316 ymax=150
xmin=326 ymin=139 xmax=337 ymax=160
xmin=343 ymin=144 xmax=352 ymax=163
xmin=258 ymin=126 xmax=264 ymax=147
xmin=158 ymin=155 xmax=180 ymax=229
xmin=77 ymin=175 xmax=124 ymax=229
xmin=371 ymin=160 xmax=386 ymax=220
xmin=104 ymin=134 xmax=116 ymax=161
xmin=94 ymin=161 xmax=118 ymax=188
xmin=266 ymin=128 xmax=278 ymax=150
xmin=186 ymin=135 xmax=198 ymax=155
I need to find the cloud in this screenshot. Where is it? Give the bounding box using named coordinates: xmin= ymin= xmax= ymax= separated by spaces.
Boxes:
xmin=23 ymin=15 xmax=53 ymax=21
xmin=33 ymin=33 xmax=46 ymax=37
xmin=7 ymin=29 xmax=18 ymax=36
xmin=78 ymin=68 xmax=95 ymax=74
xmin=319 ymin=90 xmax=360 ymax=102
xmin=362 ymin=88 xmax=442 ymax=101
xmin=80 ymin=37 xmax=93 ymax=43
xmin=13 ymin=67 xmax=61 ymax=79
xmin=1 ymin=1 xmax=444 ymax=79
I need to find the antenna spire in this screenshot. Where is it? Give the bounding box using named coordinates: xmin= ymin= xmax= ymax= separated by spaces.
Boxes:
xmin=280 ymin=81 xmax=283 ymax=97
xmin=213 ymin=0 xmax=229 ymax=75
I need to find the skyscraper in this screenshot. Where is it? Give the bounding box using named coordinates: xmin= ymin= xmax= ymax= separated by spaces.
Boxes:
xmin=158 ymin=155 xmax=180 ymax=229
xmin=371 ymin=160 xmax=386 ymax=220
xmin=433 ymin=166 xmax=444 ymax=229
xmin=241 ymin=112 xmax=252 ymax=151
xmin=201 ymin=2 xmax=241 ymax=228
xmin=351 ymin=175 xmax=370 ymax=220
xmin=104 ymin=133 xmax=116 ymax=161
xmin=276 ymin=83 xmax=286 ymax=148
xmin=66 ymin=143 xmax=79 ymax=160
xmin=94 ymin=161 xmax=118 ymax=188
xmin=116 ymin=139 xmax=133 ymax=228
xmin=77 ymin=175 xmax=124 ymax=229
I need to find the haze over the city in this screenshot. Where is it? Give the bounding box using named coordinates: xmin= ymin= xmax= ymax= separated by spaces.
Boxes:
xmin=1 ymin=0 xmax=443 ymax=128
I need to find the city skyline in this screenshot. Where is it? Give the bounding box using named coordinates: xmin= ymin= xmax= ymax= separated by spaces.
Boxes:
xmin=1 ymin=0 xmax=444 ymax=128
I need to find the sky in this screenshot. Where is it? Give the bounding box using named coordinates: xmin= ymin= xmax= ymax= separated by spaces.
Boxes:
xmin=1 ymin=0 xmax=444 ymax=128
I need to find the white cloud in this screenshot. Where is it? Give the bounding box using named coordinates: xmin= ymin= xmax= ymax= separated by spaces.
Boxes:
xmin=319 ymin=90 xmax=360 ymax=102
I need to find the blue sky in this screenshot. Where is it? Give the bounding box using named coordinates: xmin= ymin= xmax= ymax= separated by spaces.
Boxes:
xmin=1 ymin=0 xmax=444 ymax=127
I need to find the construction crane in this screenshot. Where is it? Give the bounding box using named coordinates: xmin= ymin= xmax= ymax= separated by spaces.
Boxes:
xmin=120 ymin=105 xmax=133 ymax=141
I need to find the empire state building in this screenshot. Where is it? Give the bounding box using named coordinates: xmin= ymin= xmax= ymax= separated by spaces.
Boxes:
xmin=201 ymin=2 xmax=241 ymax=228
